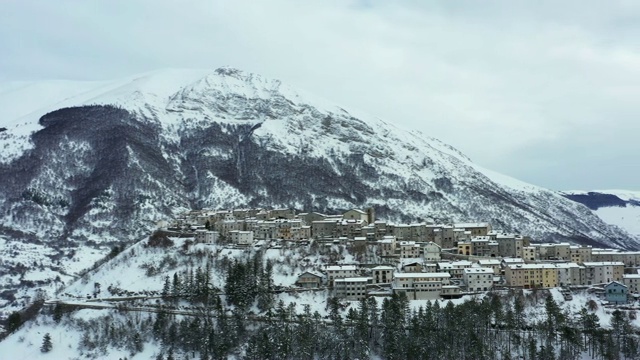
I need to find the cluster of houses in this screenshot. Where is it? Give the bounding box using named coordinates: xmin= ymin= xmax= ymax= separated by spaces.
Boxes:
xmin=162 ymin=208 xmax=502 ymax=248
xmin=163 ymin=208 xmax=640 ymax=304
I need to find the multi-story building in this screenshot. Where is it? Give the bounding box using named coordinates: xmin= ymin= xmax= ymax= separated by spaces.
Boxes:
xmin=312 ymin=220 xmax=339 ymax=240
xmin=470 ymin=237 xmax=492 ymax=256
xmin=583 ymin=262 xmax=624 ymax=285
xmin=555 ymin=263 xmax=585 ymax=286
xmin=229 ymin=230 xmax=254 ymax=246
xmin=478 ymin=259 xmax=501 ymax=275
xmin=194 ymin=230 xmax=219 ymax=244
xmin=591 ymin=250 xmax=640 ymax=267
xmin=464 ymin=268 xmax=494 ymax=292
xmin=505 ymin=264 xmax=559 ymax=288
xmin=343 ymin=209 xmax=369 ymax=222
xmin=623 ymin=274 xmax=640 ymax=294
xmin=570 ymin=245 xmax=593 ymax=263
xmin=399 ymin=241 xmax=420 ymax=258
xmin=296 ymin=272 xmax=324 ymax=288
xmin=495 ymin=234 xmax=524 ymax=258
xmin=214 ymin=220 xmax=242 ymax=238
xmin=334 ymin=277 xmax=370 ymax=301
xmin=325 ymin=265 xmax=359 ymax=286
xmin=391 ymin=224 xmax=412 ymax=242
xmin=378 ymin=236 xmax=397 ymax=257
xmin=454 ymin=222 xmax=492 ymax=236
xmin=371 ymin=266 xmax=395 ymax=284
xmin=458 ymin=241 xmax=472 ymax=256
xmin=521 ymin=246 xmax=536 ymax=262
xmin=337 ymin=219 xmax=368 ymax=239
xmin=437 ymin=261 xmax=473 ymax=279
xmin=392 ymin=272 xmax=451 ymax=300
xmin=423 ymin=242 xmax=441 ymax=262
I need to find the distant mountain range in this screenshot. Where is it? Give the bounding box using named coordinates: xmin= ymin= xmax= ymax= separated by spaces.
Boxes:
xmin=562 ymin=190 xmax=640 ymax=239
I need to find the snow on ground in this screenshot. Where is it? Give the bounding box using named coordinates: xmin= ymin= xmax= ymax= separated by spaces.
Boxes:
xmin=475 ymin=165 xmax=545 ymax=193
xmin=272 ymin=289 xmax=331 ymax=316
xmin=582 ymin=190 xmax=640 ymax=202
xmin=594 ymin=205 xmax=640 ymax=237
xmin=0 ymin=308 xmax=163 ymax=360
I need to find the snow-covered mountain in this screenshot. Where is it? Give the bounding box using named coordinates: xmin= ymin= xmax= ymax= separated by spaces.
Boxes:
xmin=0 ymin=67 xmax=637 ymax=311
xmin=563 ymin=190 xmax=640 ymax=239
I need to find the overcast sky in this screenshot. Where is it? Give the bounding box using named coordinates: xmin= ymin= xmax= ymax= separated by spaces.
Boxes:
xmin=2 ymin=0 xmax=639 ymax=191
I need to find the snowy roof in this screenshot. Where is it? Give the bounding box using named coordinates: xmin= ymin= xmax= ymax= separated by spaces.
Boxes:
xmin=424 ymin=241 xmax=441 ymax=248
xmin=450 ymin=261 xmax=473 ymax=266
xmin=297 ymin=271 xmax=323 ymax=279
xmin=508 ymin=264 xmax=560 ymax=269
xmin=340 ymin=219 xmax=366 ymax=225
xmin=623 ymin=274 xmax=640 ymax=279
xmin=326 ymin=265 xmax=357 ymax=271
xmin=605 ymin=281 xmax=627 ymax=289
xmin=583 ymin=262 xmax=625 ymax=267
xmin=555 ymin=263 xmax=583 ymax=269
xmin=478 ymin=259 xmax=501 ymax=265
xmin=372 ymin=266 xmax=395 ymax=271
xmin=501 ymin=258 xmax=524 ymax=264
xmin=335 ymin=277 xmax=370 ymax=283
xmin=394 ymin=272 xmax=451 ymax=279
xmin=463 ymin=268 xmax=494 ymax=274
xmin=399 ymin=241 xmax=418 ymax=246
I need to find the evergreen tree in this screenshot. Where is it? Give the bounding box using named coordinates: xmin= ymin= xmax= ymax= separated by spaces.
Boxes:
xmin=257 ymin=259 xmax=274 ymax=312
xmin=162 ymin=276 xmax=171 ymax=300
xmin=40 ymin=333 xmax=53 ymax=353
xmin=6 ymin=311 xmax=21 ymax=332
xmin=172 ymin=273 xmax=182 ymax=300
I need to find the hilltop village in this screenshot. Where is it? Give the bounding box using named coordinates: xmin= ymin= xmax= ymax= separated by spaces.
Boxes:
xmin=162 ymin=207 xmax=640 ymax=304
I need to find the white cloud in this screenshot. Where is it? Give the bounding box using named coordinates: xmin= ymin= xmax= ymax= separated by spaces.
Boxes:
xmin=1 ymin=0 xmax=639 ymax=190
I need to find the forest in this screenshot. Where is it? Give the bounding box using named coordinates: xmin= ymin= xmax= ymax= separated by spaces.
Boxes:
xmin=44 ymin=256 xmax=640 ymax=360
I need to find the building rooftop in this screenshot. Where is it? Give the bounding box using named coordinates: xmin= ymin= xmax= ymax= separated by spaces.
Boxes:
xmin=583 ymin=262 xmax=625 ymax=266
xmin=394 ymin=272 xmax=451 ymax=279
xmin=464 ymin=268 xmax=494 ymax=274
xmin=326 ymin=265 xmax=357 ymax=271
xmin=335 ymin=277 xmax=370 ymax=283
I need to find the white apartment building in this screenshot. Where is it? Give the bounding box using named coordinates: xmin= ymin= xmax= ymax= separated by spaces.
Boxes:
xmin=399 ymin=241 xmax=420 ymax=258
xmin=326 ymin=265 xmax=358 ymax=286
xmin=334 ymin=277 xmax=370 ymax=301
xmin=423 ymin=242 xmax=441 ymax=262
xmin=229 ymin=230 xmax=254 ymax=246
xmin=463 ymin=268 xmax=494 ymax=292
xmin=393 ymin=272 xmax=451 ymax=300
xmin=623 ymin=274 xmax=640 ymax=294
xmin=583 ymin=262 xmax=624 ymax=285
xmin=194 ymin=230 xmax=219 ymax=244
xmin=371 ymin=266 xmax=394 ymax=284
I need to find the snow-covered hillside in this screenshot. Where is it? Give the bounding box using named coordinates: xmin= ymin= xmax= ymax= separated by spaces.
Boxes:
xmin=563 ymin=190 xmax=640 ymax=238
xmin=0 ymin=67 xmax=638 ymax=317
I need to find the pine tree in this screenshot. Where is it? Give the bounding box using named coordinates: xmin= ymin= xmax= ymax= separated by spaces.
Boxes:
xmin=52 ymin=303 xmax=64 ymax=323
xmin=41 ymin=332 xmax=53 ymax=353
xmin=257 ymin=260 xmax=274 ymax=312
xmin=162 ymin=276 xmax=171 ymax=300
xmin=6 ymin=312 xmax=21 ymax=332
xmin=172 ymin=272 xmax=181 ymax=300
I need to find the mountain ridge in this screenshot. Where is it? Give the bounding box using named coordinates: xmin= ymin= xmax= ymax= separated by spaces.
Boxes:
xmin=562 ymin=190 xmax=640 ymax=239
xmin=0 ymin=67 xmax=636 ymax=248
xmin=0 ymin=66 xmax=638 ymax=315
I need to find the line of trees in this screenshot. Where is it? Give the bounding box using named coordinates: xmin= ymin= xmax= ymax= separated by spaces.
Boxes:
xmin=161 ymin=264 xmax=218 ymax=305
xmin=53 ymin=289 xmax=640 ymax=360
